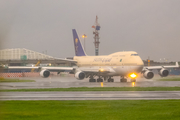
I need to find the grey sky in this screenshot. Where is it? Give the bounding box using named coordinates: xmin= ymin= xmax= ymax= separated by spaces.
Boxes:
xmin=0 ymin=0 xmax=180 ymax=61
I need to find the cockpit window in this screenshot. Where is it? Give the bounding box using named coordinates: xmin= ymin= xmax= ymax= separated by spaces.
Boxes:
xmin=131 ymin=54 xmax=138 ymax=56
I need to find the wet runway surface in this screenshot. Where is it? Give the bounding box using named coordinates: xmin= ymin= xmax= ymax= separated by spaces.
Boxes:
xmin=1 ymin=76 xmax=180 ymax=89
xmin=1 ymin=91 xmax=180 ymax=100
xmin=1 ymin=76 xmax=180 ymax=100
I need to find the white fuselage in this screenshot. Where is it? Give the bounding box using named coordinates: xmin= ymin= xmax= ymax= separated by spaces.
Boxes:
xmin=73 ymin=51 xmax=144 ymax=77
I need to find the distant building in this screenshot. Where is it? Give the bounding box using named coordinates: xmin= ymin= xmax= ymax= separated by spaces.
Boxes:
xmin=0 ymin=48 xmax=53 ymax=60
xmin=0 ymin=48 xmax=74 ymax=67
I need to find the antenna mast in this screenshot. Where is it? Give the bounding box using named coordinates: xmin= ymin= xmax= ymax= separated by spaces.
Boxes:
xmin=92 ymin=16 xmax=100 ymax=56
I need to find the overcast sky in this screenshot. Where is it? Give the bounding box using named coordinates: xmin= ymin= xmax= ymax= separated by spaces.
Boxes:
xmin=0 ymin=0 xmax=180 ymax=62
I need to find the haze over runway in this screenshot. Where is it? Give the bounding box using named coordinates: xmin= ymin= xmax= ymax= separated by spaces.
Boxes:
xmin=1 ymin=0 xmax=180 ymax=61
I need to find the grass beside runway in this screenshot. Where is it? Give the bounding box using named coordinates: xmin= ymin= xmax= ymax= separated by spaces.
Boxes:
xmin=1 ymin=100 xmax=180 ymax=120
xmin=2 ymin=87 xmax=180 ymax=92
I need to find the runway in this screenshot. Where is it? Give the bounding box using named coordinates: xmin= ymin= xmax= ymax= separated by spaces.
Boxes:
xmin=1 ymin=75 xmax=180 ymax=89
xmin=1 ymin=76 xmax=180 ymax=100
xmin=1 ymin=91 xmax=180 ymax=100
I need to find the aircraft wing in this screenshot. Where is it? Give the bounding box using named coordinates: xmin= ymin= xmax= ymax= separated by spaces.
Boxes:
xmin=1 ymin=57 xmax=76 ymax=72
xmin=0 ymin=58 xmax=77 ymax=65
xmin=4 ymin=66 xmax=74 ymax=72
xmin=40 ymin=67 xmax=73 ymax=72
xmin=143 ymin=62 xmax=179 ymax=70
xmin=54 ymin=58 xmax=77 ymax=63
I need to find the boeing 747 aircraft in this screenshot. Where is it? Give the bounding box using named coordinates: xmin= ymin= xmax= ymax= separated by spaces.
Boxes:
xmin=5 ymin=29 xmax=179 ymax=82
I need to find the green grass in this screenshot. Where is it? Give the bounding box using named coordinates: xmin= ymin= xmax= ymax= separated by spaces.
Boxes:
xmin=0 ymin=78 xmax=35 ymax=82
xmin=1 ymin=100 xmax=180 ymax=120
xmin=2 ymin=87 xmax=180 ymax=92
xmin=158 ymin=77 xmax=180 ymax=81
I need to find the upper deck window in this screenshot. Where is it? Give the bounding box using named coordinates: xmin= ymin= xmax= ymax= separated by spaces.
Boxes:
xmin=131 ymin=54 xmax=138 ymax=56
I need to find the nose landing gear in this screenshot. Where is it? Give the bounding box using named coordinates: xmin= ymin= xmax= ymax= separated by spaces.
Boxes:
xmin=120 ymin=76 xmax=127 ymax=82
xmin=120 ymin=76 xmax=136 ymax=82
xmin=130 ymin=79 xmax=136 ymax=82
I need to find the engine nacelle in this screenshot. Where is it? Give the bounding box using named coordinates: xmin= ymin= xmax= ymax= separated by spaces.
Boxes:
xmin=143 ymin=70 xmax=154 ymax=79
xmin=159 ymin=68 xmax=169 ymax=77
xmin=40 ymin=69 xmax=50 ymax=78
xmin=75 ymin=71 xmax=85 ymax=80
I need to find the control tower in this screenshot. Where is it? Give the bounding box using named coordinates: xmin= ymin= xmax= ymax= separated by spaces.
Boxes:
xmin=92 ymin=16 xmax=100 ymax=56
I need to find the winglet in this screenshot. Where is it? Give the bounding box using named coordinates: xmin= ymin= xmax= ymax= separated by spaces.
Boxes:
xmin=72 ymin=29 xmax=86 ymax=56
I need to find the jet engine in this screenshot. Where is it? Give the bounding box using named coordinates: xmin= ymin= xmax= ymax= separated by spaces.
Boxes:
xmin=143 ymin=70 xmax=154 ymax=79
xmin=159 ymin=68 xmax=169 ymax=77
xmin=40 ymin=69 xmax=50 ymax=78
xmin=75 ymin=71 xmax=85 ymax=80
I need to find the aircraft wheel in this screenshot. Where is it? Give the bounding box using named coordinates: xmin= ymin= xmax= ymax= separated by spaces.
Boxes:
xmin=120 ymin=78 xmax=127 ymax=82
xmin=131 ymin=79 xmax=136 ymax=82
xmin=108 ymin=79 xmax=114 ymax=82
xmin=97 ymin=78 xmax=103 ymax=82
xmin=89 ymin=79 xmax=96 ymax=82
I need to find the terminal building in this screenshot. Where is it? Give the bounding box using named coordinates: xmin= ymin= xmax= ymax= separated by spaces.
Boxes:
xmin=0 ymin=48 xmax=74 ymax=66
xmin=0 ymin=48 xmax=75 ymax=73
xmin=0 ymin=48 xmax=54 ymax=60
xmin=0 ymin=48 xmax=54 ymax=66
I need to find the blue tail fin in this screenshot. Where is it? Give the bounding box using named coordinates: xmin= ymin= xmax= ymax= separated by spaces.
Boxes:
xmin=72 ymin=29 xmax=86 ymax=56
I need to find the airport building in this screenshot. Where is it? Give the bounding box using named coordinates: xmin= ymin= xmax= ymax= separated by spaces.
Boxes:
xmin=0 ymin=48 xmax=74 ymax=66
xmin=0 ymin=48 xmax=54 ymax=60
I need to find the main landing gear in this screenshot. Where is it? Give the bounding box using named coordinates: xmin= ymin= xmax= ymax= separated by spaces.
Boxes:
xmin=89 ymin=78 xmax=96 ymax=82
xmin=97 ymin=78 xmax=103 ymax=82
xmin=108 ymin=77 xmax=114 ymax=82
xmin=89 ymin=76 xmax=114 ymax=82
xmin=89 ymin=75 xmax=97 ymax=82
xmin=88 ymin=76 xmax=136 ymax=83
xmin=89 ymin=76 xmax=96 ymax=82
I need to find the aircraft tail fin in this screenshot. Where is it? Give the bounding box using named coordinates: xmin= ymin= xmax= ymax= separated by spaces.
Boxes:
xmin=72 ymin=29 xmax=86 ymax=56
xmin=175 ymin=62 xmax=179 ymax=67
